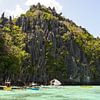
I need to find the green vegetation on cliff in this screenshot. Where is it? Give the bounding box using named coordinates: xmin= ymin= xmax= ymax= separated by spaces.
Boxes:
xmin=0 ymin=16 xmax=29 ymax=82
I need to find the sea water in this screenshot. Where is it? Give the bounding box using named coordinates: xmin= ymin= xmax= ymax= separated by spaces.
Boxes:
xmin=0 ymin=86 xmax=100 ymax=100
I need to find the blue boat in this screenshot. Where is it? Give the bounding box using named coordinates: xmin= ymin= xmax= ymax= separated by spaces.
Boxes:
xmin=31 ymin=87 xmax=40 ymax=90
xmin=27 ymin=86 xmax=40 ymax=90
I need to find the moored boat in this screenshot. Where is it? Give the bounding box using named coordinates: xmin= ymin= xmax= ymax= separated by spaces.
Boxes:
xmin=27 ymin=82 xmax=40 ymax=90
xmin=3 ymin=86 xmax=12 ymax=91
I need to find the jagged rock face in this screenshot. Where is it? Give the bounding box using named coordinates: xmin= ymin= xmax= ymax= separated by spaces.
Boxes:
xmin=0 ymin=4 xmax=100 ymax=85
xmin=16 ymin=13 xmax=91 ymax=84
xmin=15 ymin=4 xmax=100 ymax=84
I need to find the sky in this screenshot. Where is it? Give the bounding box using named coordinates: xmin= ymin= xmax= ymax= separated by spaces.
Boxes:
xmin=0 ymin=0 xmax=100 ymax=37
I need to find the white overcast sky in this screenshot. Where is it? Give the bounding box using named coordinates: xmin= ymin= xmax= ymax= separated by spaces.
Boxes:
xmin=0 ymin=0 xmax=62 ymax=17
xmin=0 ymin=0 xmax=100 ymax=37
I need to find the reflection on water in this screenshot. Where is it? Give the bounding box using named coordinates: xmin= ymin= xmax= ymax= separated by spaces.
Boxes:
xmin=0 ymin=86 xmax=100 ymax=100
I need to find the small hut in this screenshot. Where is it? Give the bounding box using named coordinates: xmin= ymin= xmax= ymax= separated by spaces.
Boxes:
xmin=5 ymin=81 xmax=11 ymax=87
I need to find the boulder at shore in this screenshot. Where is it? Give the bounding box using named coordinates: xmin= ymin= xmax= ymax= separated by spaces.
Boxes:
xmin=50 ymin=79 xmax=61 ymax=86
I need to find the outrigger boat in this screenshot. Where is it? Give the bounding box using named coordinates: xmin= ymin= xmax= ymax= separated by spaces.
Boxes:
xmin=0 ymin=82 xmax=40 ymax=91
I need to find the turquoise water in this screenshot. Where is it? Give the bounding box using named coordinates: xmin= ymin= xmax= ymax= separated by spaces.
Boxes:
xmin=0 ymin=86 xmax=100 ymax=100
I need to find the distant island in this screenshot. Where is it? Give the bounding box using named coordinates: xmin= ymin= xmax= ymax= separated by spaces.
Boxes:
xmin=0 ymin=3 xmax=100 ymax=85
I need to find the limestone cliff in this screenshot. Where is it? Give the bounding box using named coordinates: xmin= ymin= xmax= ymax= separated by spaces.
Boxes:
xmin=0 ymin=3 xmax=100 ymax=84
